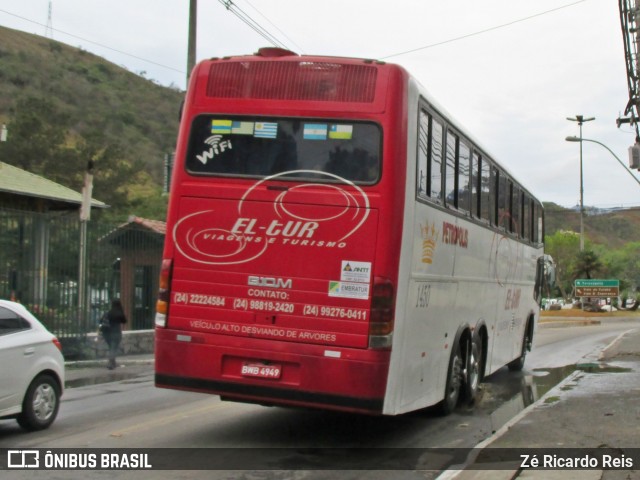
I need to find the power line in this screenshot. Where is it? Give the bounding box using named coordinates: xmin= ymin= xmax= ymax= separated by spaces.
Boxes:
xmin=0 ymin=1 xmax=589 ymax=83
xmin=381 ymin=0 xmax=588 ymax=60
xmin=217 ymin=0 xmax=291 ymax=51
xmin=0 ymin=1 xmax=296 ymax=82
xmin=240 ymin=0 xmax=303 ymax=53
xmin=0 ymin=8 xmax=184 ymax=75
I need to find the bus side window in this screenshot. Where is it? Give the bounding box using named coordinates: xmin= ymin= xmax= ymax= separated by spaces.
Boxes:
xmin=511 ymin=185 xmax=521 ymax=237
xmin=458 ymin=141 xmax=471 ymax=213
xmin=523 ymin=194 xmax=531 ymax=242
xmin=445 ymin=131 xmax=457 ymax=208
xmin=534 ymin=202 xmax=543 ymax=244
xmin=417 ymin=109 xmax=429 ymax=198
xmin=471 ymin=152 xmax=480 ymax=218
xmin=497 ymin=171 xmax=509 ymax=230
xmin=480 ymin=157 xmax=492 ymax=223
xmin=430 ymin=117 xmax=444 ymax=203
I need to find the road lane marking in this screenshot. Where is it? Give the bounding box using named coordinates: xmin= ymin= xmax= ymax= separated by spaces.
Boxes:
xmin=109 ymin=399 xmax=233 ymax=437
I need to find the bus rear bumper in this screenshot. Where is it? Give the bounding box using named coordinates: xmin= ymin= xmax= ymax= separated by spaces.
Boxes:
xmin=155 ymin=328 xmax=390 ymax=415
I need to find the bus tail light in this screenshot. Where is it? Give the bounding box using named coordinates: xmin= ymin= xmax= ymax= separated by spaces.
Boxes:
xmin=155 ymin=259 xmax=173 ymax=327
xmin=368 ymin=276 xmax=395 ymax=349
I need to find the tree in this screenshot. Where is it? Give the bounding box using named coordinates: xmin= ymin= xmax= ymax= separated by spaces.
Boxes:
xmin=602 ymin=242 xmax=640 ymax=294
xmin=1 ymin=95 xmax=159 ymax=221
xmin=1 ymin=96 xmax=72 ymax=175
xmin=572 ymin=249 xmax=602 ymax=280
xmin=74 ymin=134 xmax=138 ymax=216
xmin=544 ymin=230 xmax=580 ymax=299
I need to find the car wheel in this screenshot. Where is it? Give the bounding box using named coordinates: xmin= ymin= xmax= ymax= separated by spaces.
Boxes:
xmin=17 ymin=374 xmax=60 ymax=431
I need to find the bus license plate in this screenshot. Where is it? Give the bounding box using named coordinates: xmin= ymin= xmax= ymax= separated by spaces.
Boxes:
xmin=241 ymin=363 xmax=282 ymax=379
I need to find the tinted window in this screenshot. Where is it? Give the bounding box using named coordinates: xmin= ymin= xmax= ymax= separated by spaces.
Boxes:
xmin=497 ymin=172 xmax=509 ymax=230
xmin=480 ymin=159 xmax=492 ymax=223
xmin=511 ymin=186 xmax=521 ymax=236
xmin=186 ymin=116 xmax=381 ymax=183
xmin=534 ymin=202 xmax=543 ymax=244
xmin=458 ymin=141 xmax=471 ymax=213
xmin=0 ymin=306 xmax=31 ymax=336
xmin=417 ymin=110 xmax=429 ymax=197
xmin=430 ymin=117 xmax=444 ymax=202
xmin=471 ymin=152 xmax=480 ymax=217
xmin=445 ymin=131 xmax=457 ymax=208
xmin=523 ymin=194 xmax=531 ymax=241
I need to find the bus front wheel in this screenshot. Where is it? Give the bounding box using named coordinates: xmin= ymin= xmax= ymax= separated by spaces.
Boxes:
xmin=508 ymin=321 xmax=532 ymax=372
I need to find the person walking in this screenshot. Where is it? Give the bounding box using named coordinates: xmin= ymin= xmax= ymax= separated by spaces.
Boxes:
xmin=101 ymin=298 xmax=127 ymax=370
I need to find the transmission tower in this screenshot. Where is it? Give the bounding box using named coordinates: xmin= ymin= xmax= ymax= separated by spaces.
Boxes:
xmin=618 ymin=1 xmax=640 ymax=138
xmin=45 ymin=1 xmax=53 ymax=39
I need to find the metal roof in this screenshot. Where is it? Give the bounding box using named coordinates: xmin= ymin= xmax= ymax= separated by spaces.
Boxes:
xmin=0 ymin=161 xmax=107 ymax=209
xmin=100 ymin=215 xmax=166 ymax=246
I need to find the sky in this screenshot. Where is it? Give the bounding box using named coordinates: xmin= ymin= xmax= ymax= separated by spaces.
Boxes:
xmin=1 ymin=0 xmax=639 ymax=209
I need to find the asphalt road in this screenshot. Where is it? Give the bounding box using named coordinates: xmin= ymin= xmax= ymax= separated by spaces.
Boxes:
xmin=1 ymin=319 xmax=637 ymax=480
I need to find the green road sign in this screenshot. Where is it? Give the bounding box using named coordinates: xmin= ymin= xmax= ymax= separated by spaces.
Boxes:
xmin=575 ymin=279 xmax=619 ymax=297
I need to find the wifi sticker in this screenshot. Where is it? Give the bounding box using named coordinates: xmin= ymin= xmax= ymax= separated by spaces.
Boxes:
xmin=196 ymin=135 xmax=233 ymax=165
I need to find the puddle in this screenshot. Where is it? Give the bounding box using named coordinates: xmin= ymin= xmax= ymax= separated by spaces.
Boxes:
xmin=575 ymin=362 xmax=633 ymax=374
xmin=488 ymin=361 xmax=634 ymax=433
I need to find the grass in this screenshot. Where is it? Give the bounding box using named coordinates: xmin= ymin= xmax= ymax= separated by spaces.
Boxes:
xmin=540 ymin=309 xmax=640 ymax=318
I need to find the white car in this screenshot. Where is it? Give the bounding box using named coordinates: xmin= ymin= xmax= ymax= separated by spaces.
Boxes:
xmin=0 ymin=300 xmax=65 ymax=430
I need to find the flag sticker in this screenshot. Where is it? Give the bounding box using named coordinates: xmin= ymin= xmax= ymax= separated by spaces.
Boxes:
xmin=329 ymin=124 xmax=353 ymax=140
xmin=254 ymin=122 xmax=278 ymax=138
xmin=304 ymin=124 xmax=328 ymax=140
xmin=231 ymin=121 xmax=254 ymax=135
xmin=211 ymin=119 xmax=232 ymax=134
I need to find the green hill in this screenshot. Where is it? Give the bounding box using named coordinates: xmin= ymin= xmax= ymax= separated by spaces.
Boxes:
xmin=0 ymin=25 xmax=183 ymax=219
xmin=544 ymin=202 xmax=640 ymax=248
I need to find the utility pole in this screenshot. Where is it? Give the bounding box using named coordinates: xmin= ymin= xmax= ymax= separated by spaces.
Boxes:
xmin=566 ymin=115 xmax=595 ymax=252
xmin=187 ymin=0 xmax=197 ymax=86
xmin=78 ymin=160 xmax=94 ymax=332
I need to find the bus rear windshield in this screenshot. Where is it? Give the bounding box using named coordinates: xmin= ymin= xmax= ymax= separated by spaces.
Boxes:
xmin=186 ymin=116 xmax=381 ymax=183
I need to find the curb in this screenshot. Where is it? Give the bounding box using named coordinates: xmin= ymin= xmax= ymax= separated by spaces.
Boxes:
xmin=539 ymin=319 xmax=601 ymax=328
xmin=436 ymin=370 xmax=585 ymax=480
xmin=65 ymin=356 xmax=154 ymax=369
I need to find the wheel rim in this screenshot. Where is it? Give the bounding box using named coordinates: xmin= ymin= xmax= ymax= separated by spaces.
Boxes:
xmin=467 ymin=344 xmax=480 ymax=393
xmin=32 ymin=384 xmax=56 ymax=421
xmin=521 ymin=334 xmax=529 ymax=361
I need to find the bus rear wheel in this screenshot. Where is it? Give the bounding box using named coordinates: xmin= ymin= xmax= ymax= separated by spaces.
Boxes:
xmin=463 ymin=335 xmax=482 ymax=403
xmin=439 ymin=343 xmax=462 ymax=415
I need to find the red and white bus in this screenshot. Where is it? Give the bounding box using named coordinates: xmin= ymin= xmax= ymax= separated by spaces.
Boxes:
xmin=155 ymin=47 xmax=552 ymax=415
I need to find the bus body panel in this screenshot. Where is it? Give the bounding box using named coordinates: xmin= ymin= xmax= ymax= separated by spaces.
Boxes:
xmin=168 ymin=190 xmax=380 ymax=350
xmin=155 ymin=328 xmax=391 ymax=414
xmin=382 ymin=79 xmax=543 ymax=415
xmin=158 ymin=178 xmax=390 ymax=412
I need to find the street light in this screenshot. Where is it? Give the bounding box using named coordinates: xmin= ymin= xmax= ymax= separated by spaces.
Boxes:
xmin=565 ymin=136 xmax=640 ymax=188
xmin=566 ymin=115 xmax=595 ymax=251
